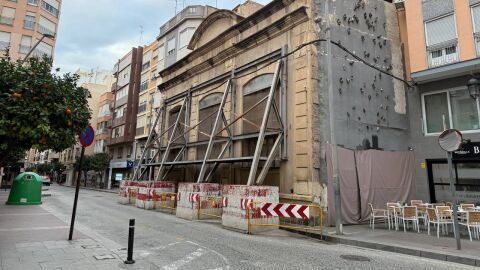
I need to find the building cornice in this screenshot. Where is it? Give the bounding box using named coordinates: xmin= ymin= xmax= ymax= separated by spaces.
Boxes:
xmin=158 ymin=6 xmax=308 ymax=91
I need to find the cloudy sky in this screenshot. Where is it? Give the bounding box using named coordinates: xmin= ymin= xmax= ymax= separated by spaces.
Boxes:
xmin=53 ymin=0 xmax=271 ymax=74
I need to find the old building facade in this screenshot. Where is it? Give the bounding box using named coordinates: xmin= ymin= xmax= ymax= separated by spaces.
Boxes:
xmin=136 ymin=0 xmax=408 ymax=207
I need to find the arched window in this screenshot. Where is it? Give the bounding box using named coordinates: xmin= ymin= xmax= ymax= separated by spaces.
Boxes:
xmin=242 ymin=74 xmax=280 ymax=160
xmin=197 ymin=93 xmax=223 ymax=159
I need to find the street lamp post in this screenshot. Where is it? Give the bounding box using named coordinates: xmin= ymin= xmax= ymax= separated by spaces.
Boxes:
xmin=467 ymin=76 xmax=480 ymax=100
xmin=20 ymin=33 xmax=55 ymax=64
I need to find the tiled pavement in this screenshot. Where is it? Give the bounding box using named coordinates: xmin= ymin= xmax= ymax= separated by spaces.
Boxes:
xmin=0 ymin=191 xmax=128 ymax=270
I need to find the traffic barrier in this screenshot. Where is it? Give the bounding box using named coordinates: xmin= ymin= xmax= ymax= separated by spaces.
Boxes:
xmin=154 ymin=191 xmax=177 ymax=212
xmin=198 ymin=195 xmax=224 ymax=220
xmin=247 ymin=202 xmax=323 ymax=236
xmin=136 ymin=188 xmax=155 ymax=210
xmin=222 ymin=185 xmax=279 ymax=233
xmin=118 ymin=186 xmax=129 ymax=204
xmin=176 ymin=183 xmax=222 ymax=220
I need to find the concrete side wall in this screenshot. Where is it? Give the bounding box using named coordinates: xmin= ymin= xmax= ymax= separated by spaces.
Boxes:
xmin=314 ymin=0 xmax=409 ymax=203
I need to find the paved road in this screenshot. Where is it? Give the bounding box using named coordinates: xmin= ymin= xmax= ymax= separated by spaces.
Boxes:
xmin=42 ymin=185 xmax=476 ymax=270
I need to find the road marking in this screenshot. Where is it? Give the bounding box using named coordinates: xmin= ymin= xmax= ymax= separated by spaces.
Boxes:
xmin=161 ymin=248 xmax=205 ymax=270
xmin=0 ymin=213 xmax=51 ymax=216
xmin=0 ymin=226 xmax=69 ymax=232
xmin=186 ymin=241 xmax=230 ymax=270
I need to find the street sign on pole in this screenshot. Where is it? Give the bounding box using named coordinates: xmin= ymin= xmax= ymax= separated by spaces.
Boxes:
xmin=438 ymin=129 xmax=462 ymax=250
xmin=68 ymin=125 xmax=95 ymax=240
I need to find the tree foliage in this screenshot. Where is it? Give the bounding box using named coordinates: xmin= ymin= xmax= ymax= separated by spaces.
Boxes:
xmin=0 ymin=56 xmax=91 ymax=167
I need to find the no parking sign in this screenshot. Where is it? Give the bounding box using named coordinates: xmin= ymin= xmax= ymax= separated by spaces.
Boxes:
xmin=79 ymin=124 xmax=95 ymax=147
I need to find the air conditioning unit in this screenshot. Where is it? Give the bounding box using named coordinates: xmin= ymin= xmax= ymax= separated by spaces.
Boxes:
xmin=393 ymin=0 xmax=405 ymax=9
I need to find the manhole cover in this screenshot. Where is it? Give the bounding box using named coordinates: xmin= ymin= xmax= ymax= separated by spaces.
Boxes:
xmin=340 ymin=255 xmax=371 ymax=262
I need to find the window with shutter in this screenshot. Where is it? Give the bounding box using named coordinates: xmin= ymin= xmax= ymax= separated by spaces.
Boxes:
xmin=425 ymin=14 xmax=459 ymax=67
xmin=472 ymin=5 xmax=480 ymax=56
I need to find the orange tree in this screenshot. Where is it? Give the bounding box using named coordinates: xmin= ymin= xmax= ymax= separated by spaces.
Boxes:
xmin=0 ymin=56 xmax=91 ymax=167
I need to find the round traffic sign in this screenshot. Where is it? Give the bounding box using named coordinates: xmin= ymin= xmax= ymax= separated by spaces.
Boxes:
xmin=79 ymin=125 xmax=95 ymax=147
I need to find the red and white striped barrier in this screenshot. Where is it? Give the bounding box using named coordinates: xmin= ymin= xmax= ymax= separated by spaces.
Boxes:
xmin=222 ymin=197 xmax=228 ymax=208
xmin=188 ymin=193 xmax=199 ymax=203
xmin=240 ymin=198 xmax=254 ymax=210
xmin=260 ymin=203 xmax=309 ymax=220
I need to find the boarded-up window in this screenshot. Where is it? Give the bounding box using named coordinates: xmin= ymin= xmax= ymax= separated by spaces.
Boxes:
xmin=197 ymin=93 xmax=223 ymax=159
xmin=242 ymin=74 xmax=280 ymax=165
xmin=168 ymin=106 xmax=185 ymax=160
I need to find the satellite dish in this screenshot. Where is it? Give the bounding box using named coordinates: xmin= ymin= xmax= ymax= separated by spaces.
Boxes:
xmin=438 ymin=129 xmax=463 ymax=152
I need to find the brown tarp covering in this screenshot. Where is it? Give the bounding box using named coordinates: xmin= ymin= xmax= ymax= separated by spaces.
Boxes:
xmin=327 ymin=145 xmax=416 ymax=225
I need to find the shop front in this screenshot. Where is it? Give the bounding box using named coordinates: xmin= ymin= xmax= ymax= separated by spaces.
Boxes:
xmin=108 ymin=160 xmax=134 ymax=189
xmin=427 ymin=142 xmax=480 ymax=204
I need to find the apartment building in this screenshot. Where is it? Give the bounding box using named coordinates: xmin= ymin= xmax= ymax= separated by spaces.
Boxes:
xmin=58 ymin=82 xmax=112 ymax=186
xmin=133 ymin=6 xmax=214 ymax=178
xmin=397 ymin=0 xmax=480 ymax=204
xmin=156 ymin=5 xmax=215 ymax=73
xmin=94 ymin=91 xmax=114 ymax=155
xmin=0 ymin=0 xmax=60 ymax=61
xmin=107 ymin=47 xmax=143 ymax=188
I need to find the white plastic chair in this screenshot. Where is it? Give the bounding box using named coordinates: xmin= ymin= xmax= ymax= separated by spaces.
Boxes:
xmin=459 ymin=211 xmax=480 ymax=241
xmin=400 ymin=206 xmax=419 ymax=233
xmin=426 ymin=208 xmax=454 ymax=238
xmin=369 ymin=203 xmax=388 ymax=230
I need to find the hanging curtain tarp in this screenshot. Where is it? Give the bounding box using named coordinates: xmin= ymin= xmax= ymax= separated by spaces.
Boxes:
xmin=326 ymin=145 xmax=416 ymax=225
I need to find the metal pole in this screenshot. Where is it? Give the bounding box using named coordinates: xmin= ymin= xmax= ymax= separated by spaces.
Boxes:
xmin=68 ymin=147 xmax=85 ymax=241
xmin=124 ymin=219 xmax=135 ymax=264
xmin=447 ymin=152 xmax=461 ymax=250
xmin=20 ymin=34 xmax=53 ymax=64
xmin=325 ymin=0 xmax=343 ymax=235
xmin=197 ymin=81 xmax=231 ymax=183
xmin=246 ymin=61 xmax=282 ymax=186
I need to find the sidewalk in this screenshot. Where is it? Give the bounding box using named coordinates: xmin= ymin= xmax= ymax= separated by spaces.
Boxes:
xmin=0 ymin=190 xmax=126 ymax=270
xmin=288 ymin=223 xmax=480 ymax=267
xmin=61 ymin=184 xmax=118 ymax=194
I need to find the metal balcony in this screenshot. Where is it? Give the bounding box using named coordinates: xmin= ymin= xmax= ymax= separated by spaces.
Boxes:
xmin=427 ymin=41 xmax=459 ymax=68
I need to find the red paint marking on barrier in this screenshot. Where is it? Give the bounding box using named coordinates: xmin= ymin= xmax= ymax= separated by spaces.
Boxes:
xmin=260 ymin=203 xmax=310 ymax=220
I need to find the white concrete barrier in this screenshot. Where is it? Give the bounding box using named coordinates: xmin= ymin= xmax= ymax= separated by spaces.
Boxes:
xmin=176 ymin=183 xmax=222 ymax=220
xmin=222 ymin=185 xmax=279 ymax=233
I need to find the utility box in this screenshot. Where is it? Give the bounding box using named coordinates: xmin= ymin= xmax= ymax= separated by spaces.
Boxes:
xmin=6 ymin=172 xmax=42 ymax=205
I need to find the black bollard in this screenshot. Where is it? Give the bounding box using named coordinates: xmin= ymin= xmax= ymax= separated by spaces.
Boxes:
xmin=124 ymin=219 xmax=135 ymax=264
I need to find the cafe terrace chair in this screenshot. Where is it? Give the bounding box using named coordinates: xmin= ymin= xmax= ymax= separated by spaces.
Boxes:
xmin=401 ymin=206 xmax=419 ymax=233
xmin=410 ymin=200 xmax=423 ymax=206
xmin=369 ymin=203 xmax=388 ymax=230
xmin=387 ymin=202 xmax=401 ymax=230
xmin=459 ymin=211 xmax=480 ymax=241
xmin=426 ymin=208 xmax=454 ymax=238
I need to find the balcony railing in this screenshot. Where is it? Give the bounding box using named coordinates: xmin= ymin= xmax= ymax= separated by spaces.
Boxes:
xmin=0 ymin=16 xmax=14 ymax=26
xmin=427 ymin=41 xmax=459 ymax=68
xmin=24 ymin=20 xmax=35 ymax=30
xmin=38 ymin=24 xmax=55 ymax=36
xmin=0 ymin=41 xmax=10 ymax=51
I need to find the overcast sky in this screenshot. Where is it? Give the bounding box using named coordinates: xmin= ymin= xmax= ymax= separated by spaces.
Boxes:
xmin=53 ymin=0 xmax=271 ymax=74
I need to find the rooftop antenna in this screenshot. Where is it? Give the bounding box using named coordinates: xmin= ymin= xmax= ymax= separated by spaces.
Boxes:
xmin=139 ymin=25 xmax=144 ymax=45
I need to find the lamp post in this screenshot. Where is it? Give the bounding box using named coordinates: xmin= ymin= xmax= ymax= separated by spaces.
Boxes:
xmin=467 ymin=76 xmax=480 ymax=100
xmin=20 ymin=33 xmax=55 ymax=64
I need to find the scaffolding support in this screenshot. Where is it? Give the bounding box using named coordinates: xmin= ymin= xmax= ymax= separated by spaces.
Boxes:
xmin=132 ymin=58 xmax=286 ymax=185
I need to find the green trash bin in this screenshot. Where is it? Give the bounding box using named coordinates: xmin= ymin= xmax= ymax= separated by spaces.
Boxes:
xmin=6 ymin=172 xmax=42 ymax=205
